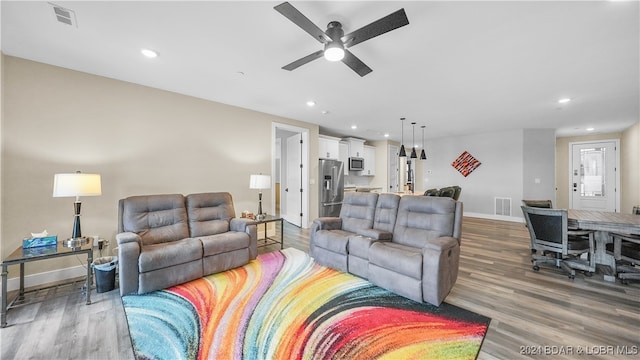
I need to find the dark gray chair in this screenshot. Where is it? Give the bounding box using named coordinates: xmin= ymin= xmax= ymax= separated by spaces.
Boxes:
xmin=522 ymin=199 xmax=553 ymax=208
xmin=521 ymin=206 xmax=595 ymax=279
xmin=608 ymin=233 xmax=640 ymax=284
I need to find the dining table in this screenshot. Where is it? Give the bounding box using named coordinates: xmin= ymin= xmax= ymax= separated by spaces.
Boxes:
xmin=567 ymin=209 xmax=640 ymax=281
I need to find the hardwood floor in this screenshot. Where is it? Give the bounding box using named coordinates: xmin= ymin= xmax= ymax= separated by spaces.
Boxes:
xmin=1 ymin=217 xmax=638 ymax=359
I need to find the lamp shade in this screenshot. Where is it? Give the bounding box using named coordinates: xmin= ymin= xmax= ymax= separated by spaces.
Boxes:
xmin=249 ymin=174 xmax=271 ymax=190
xmin=53 ymin=173 xmax=102 ymax=197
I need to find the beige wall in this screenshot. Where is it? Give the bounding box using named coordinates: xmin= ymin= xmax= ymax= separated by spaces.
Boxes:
xmin=621 ymin=121 xmax=640 ymax=213
xmin=555 ymin=132 xmax=622 ymax=210
xmin=1 ymin=55 xmax=319 ymax=279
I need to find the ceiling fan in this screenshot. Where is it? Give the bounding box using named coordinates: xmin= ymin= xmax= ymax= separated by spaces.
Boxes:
xmin=274 ymin=2 xmax=409 ymax=77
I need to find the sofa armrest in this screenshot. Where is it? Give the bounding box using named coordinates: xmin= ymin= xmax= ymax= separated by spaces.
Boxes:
xmin=231 ymin=218 xmax=258 ymax=259
xmin=312 ymin=217 xmax=343 ymax=231
xmin=356 ymin=228 xmax=392 ymax=240
xmin=117 ymin=236 xmax=141 ymax=296
xmin=116 ymin=231 xmax=141 ymax=245
xmin=423 ymin=236 xmax=459 ymax=252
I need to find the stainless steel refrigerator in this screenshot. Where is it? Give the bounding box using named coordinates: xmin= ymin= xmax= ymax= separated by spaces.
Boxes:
xmin=319 ymin=159 xmax=344 ymax=217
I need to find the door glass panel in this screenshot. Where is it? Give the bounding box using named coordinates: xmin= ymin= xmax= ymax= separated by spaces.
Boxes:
xmin=580 ymin=147 xmax=605 ymax=197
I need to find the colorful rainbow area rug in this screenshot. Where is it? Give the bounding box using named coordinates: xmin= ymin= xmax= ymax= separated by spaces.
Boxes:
xmin=122 ymin=248 xmax=490 ymax=360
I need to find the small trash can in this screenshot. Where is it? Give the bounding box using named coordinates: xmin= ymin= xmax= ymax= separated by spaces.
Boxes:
xmin=93 ymin=256 xmax=118 ymax=293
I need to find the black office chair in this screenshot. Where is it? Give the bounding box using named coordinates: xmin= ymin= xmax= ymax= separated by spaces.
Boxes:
xmin=522 ymin=199 xmax=553 ymax=208
xmin=424 ymin=188 xmax=440 ymax=196
xmin=607 ymin=208 xmax=640 ymax=284
xmin=521 ymin=206 xmax=595 ymax=279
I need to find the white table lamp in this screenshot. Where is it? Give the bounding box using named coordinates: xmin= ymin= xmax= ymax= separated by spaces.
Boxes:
xmin=53 ymin=171 xmax=102 ymax=247
xmin=249 ymin=174 xmax=271 ymax=219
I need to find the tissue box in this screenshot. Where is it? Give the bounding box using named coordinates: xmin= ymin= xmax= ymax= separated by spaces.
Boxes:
xmin=23 ymin=235 xmax=58 ymax=248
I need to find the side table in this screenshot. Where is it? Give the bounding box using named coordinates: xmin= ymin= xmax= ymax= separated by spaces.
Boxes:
xmin=1 ymin=238 xmax=93 ymax=328
xmin=254 ymin=215 xmax=284 ymax=249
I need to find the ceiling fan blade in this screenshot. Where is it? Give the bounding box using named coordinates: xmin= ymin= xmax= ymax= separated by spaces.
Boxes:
xmin=342 ymin=49 xmax=372 ymax=77
xmin=342 ymin=8 xmax=409 ymax=48
xmin=274 ymin=2 xmax=331 ymax=44
xmin=282 ymin=50 xmax=325 ymax=71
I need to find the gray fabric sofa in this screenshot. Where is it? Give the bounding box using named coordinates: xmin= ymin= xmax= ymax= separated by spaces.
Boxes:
xmin=116 ymin=192 xmax=257 ymax=295
xmin=310 ymin=192 xmax=463 ymax=306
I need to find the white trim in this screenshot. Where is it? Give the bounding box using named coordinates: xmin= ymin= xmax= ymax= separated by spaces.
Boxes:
xmin=0 ymin=265 xmax=88 ymax=298
xmin=272 ymin=122 xmax=310 ymax=228
xmin=464 ymin=212 xmax=525 ymax=223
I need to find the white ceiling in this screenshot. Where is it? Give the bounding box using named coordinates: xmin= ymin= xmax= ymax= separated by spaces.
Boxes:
xmin=2 ymin=1 xmax=638 ymax=143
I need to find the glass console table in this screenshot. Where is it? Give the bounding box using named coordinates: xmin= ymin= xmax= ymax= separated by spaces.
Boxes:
xmin=1 ymin=238 xmax=94 ymax=328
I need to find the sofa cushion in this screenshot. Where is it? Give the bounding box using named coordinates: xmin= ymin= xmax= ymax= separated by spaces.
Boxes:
xmin=313 ymin=229 xmax=352 ymax=254
xmin=340 ymin=192 xmax=378 ymax=234
xmin=348 ymin=235 xmax=377 ymax=259
xmin=393 ymin=196 xmax=457 ymax=248
xmin=122 ymin=194 xmax=189 ymax=245
xmin=139 ymin=237 xmax=203 ymax=273
xmin=373 ymin=193 xmax=401 ymax=233
xmin=200 ymin=232 xmax=251 ymax=257
xmin=369 ymin=242 xmax=423 ymax=280
xmin=186 ymin=192 xmax=236 ymax=237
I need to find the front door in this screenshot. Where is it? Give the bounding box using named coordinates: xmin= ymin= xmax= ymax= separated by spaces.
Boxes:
xmin=570 ymin=140 xmax=618 ymax=212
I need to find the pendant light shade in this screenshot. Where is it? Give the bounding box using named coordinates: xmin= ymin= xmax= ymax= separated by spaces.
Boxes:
xmin=410 ymin=122 xmax=417 ymax=159
xmin=399 ymin=117 xmax=406 ymax=157
xmin=420 ymin=125 xmax=427 ymax=160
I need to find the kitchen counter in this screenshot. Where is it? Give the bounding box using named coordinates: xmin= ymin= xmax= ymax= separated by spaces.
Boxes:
xmin=344 ymin=187 xmax=383 ymax=193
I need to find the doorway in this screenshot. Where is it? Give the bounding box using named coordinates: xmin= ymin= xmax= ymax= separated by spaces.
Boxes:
xmin=388 ymin=144 xmax=400 ymax=193
xmin=569 ymin=140 xmax=619 ymax=212
xmin=273 ymin=123 xmax=309 ymax=228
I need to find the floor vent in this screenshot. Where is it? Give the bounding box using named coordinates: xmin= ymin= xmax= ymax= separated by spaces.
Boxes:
xmin=49 ymin=3 xmax=77 ymax=27
xmin=495 ymin=197 xmax=512 ymax=216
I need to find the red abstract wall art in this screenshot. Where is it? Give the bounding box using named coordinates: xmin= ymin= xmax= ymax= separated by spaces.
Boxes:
xmin=452 ymin=151 xmax=481 ymax=177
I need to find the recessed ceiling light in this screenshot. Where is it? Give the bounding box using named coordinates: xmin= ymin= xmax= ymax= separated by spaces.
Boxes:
xmin=351 ymin=125 xmax=357 ymax=130
xmin=558 ymin=98 xmax=571 ymax=104
xmin=384 ymin=133 xmax=390 ymax=138
xmin=586 ymin=127 xmax=595 ymax=131
xmin=306 ymin=100 xmax=316 ymax=107
xmin=321 ymin=110 xmax=329 ymax=115
xmin=141 ymin=48 xmax=158 ymax=58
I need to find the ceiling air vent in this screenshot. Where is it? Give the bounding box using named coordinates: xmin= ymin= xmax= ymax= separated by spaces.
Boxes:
xmin=49 ymin=3 xmax=77 ymax=27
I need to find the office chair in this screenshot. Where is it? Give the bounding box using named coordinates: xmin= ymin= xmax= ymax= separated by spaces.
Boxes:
xmin=521 ymin=206 xmax=595 ymax=279
xmin=522 ymin=199 xmax=553 ymax=208
xmin=607 ymin=208 xmax=640 ymax=284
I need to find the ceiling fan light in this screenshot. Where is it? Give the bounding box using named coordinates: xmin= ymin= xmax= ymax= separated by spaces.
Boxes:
xmin=324 ymin=42 xmax=345 ymax=62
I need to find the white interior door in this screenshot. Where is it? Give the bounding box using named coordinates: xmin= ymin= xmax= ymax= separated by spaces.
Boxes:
xmin=570 ymin=141 xmax=618 ymax=212
xmin=285 ymin=133 xmax=302 ymax=227
xmin=388 ymin=145 xmax=399 ymax=192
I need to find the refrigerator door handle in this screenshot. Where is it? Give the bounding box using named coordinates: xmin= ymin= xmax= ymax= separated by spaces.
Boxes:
xmin=332 ymin=166 xmax=338 ymax=198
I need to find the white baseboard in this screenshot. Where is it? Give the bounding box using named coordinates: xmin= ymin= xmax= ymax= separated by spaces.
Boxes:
xmin=0 ymin=265 xmax=88 ymax=298
xmin=465 ymin=212 xmax=525 ymax=223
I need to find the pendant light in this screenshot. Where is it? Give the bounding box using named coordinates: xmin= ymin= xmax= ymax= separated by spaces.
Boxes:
xmin=420 ymin=125 xmax=427 ymax=160
xmin=399 ymin=117 xmax=407 ymax=157
xmin=410 ymin=122 xmax=417 ymax=159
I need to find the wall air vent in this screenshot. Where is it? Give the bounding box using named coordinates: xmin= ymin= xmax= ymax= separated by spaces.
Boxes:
xmin=49 ymin=3 xmax=77 ymax=28
xmin=495 ymin=197 xmax=512 ymax=216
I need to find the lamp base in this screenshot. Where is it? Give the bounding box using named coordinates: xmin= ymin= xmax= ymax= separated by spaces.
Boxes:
xmin=63 ymin=237 xmax=89 ymax=249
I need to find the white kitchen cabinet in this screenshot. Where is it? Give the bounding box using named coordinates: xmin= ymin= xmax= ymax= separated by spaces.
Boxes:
xmin=339 ymin=141 xmax=349 ymax=175
xmin=343 ymin=137 xmax=365 ymax=158
xmin=318 ymin=135 xmax=340 ymax=160
xmin=361 ymin=145 xmax=376 ymax=176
